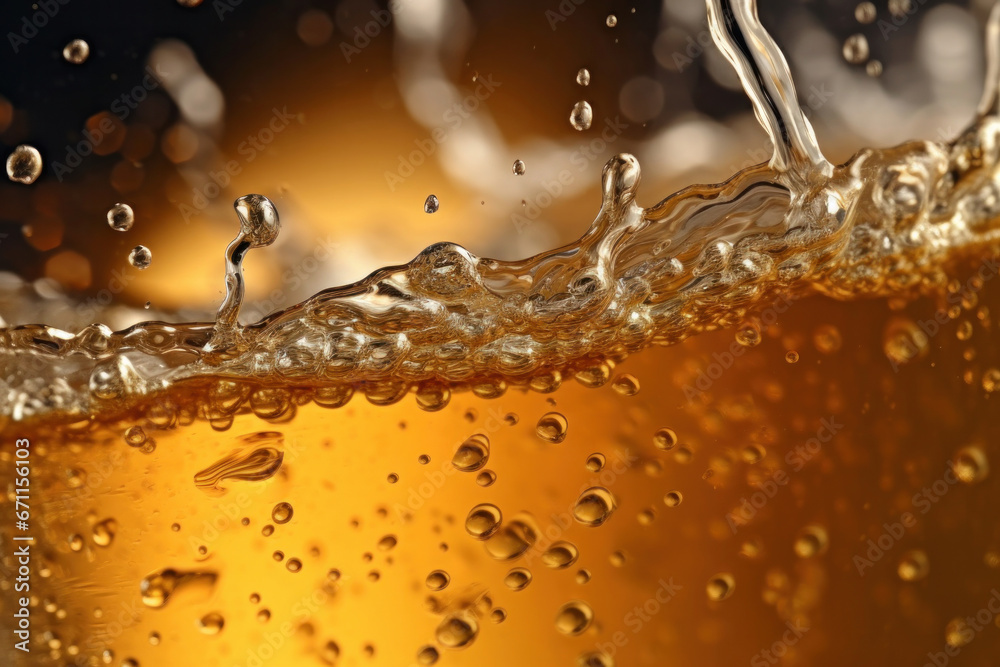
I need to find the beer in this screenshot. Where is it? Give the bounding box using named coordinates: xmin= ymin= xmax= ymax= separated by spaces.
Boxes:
xmin=3 ymin=0 xmax=1000 ymax=665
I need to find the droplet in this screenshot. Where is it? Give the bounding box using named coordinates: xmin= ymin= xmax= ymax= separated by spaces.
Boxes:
xmin=572 ymin=487 xmax=617 ymax=526
xmin=271 ymin=502 xmax=294 ymax=524
xmin=424 ymin=194 xmax=439 ymax=214
xmin=128 ymin=245 xmax=152 ymax=270
xmin=952 ymin=446 xmax=989 ymax=484
xmin=793 ymin=525 xmax=829 ymax=558
xmin=605 ymin=14 xmax=617 ymax=27
xmin=586 ymin=453 xmax=606 ymax=472
xmin=435 ymin=612 xmax=479 ymax=649
xmin=504 ymin=567 xmax=532 ymax=591
xmin=476 ymin=470 xmax=497 ymax=487
xmin=490 ymin=608 xmax=507 ymax=624
xmin=452 ymin=434 xmax=490 ymax=472
xmin=6 ymin=145 xmax=42 ymax=184
xmin=706 ymin=573 xmax=735 ymax=601
xmin=425 ymin=570 xmax=450 ymax=591
xmin=575 ymin=68 xmax=591 ymax=86
xmin=854 ymin=2 xmax=876 ymax=23
xmin=570 ymin=101 xmax=593 ymax=131
xmin=897 ymin=549 xmax=930 ymax=581
xmin=107 ymin=203 xmax=134 ymax=232
xmin=536 ymin=412 xmax=569 ymax=443
xmin=123 ymin=425 xmax=146 ymax=447
xmin=663 ymin=490 xmax=683 ymax=507
xmin=63 ymin=39 xmax=90 ymax=64
xmin=575 ymin=569 xmax=592 ymax=584
xmin=285 ymin=558 xmax=302 ymax=573
xmin=465 ymin=503 xmax=503 ymax=540
xmin=512 ymin=159 xmax=526 ymax=176
xmin=865 ymin=59 xmax=883 ymax=77
xmin=92 ymin=519 xmax=117 ymax=547
xmin=542 ymin=541 xmax=579 ymax=569
xmin=611 ymin=374 xmax=640 ymax=396
xmin=484 ymin=519 xmax=537 ymax=560
xmin=234 ymin=194 xmax=280 ymax=247
xmin=555 ymin=601 xmax=593 ymax=635
xmin=198 ymin=612 xmax=225 ymax=635
xmin=785 ymin=350 xmax=799 ymax=364
xmin=842 ymin=34 xmax=869 ymax=65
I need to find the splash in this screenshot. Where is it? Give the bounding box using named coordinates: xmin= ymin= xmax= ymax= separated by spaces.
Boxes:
xmin=3 ymin=0 xmax=1000 ymax=423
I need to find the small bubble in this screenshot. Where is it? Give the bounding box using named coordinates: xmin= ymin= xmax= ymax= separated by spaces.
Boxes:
xmin=198 ymin=612 xmax=225 ymax=635
xmin=107 ymin=203 xmax=134 ymax=232
xmin=952 ymin=446 xmax=989 ymax=484
xmin=570 ymin=101 xmax=593 ymax=131
xmin=285 ymin=558 xmax=302 ymax=573
xmin=982 ymin=368 xmax=1000 ymax=392
xmin=68 ymin=534 xmax=84 ymax=552
xmin=261 ymin=525 xmax=274 ymax=537
xmin=575 ymin=68 xmax=591 ymax=86
xmin=663 ymin=490 xmax=683 ymax=507
xmin=6 ymin=145 xmax=42 ymax=185
xmin=92 ymin=519 xmax=117 ymax=547
xmin=512 ymin=159 xmax=526 ymax=176
xmin=416 ymin=646 xmax=439 ymax=665
xmin=605 ymin=14 xmax=617 ymax=27
xmin=541 ymin=541 xmax=579 ymax=569
xmin=256 ymin=609 xmax=271 ymax=622
xmin=897 ymin=549 xmax=930 ymax=581
xmin=785 ymin=350 xmax=800 ymax=364
xmin=536 ymin=412 xmax=569 ymax=443
xmin=611 ymin=374 xmax=640 ymax=396
xmin=418 ymin=454 xmax=430 ymax=465
xmin=586 ymin=453 xmax=606 ymax=472
xmin=377 ymin=535 xmax=397 ymax=551
xmin=435 ymin=613 xmax=479 ymax=649
xmin=575 ymin=569 xmax=592 ymax=584
xmin=555 ymin=601 xmax=593 ymax=635
xmin=793 ymin=525 xmax=829 ymax=558
xmin=888 ymin=0 xmax=913 ymax=18
xmin=425 ymin=570 xmax=450 ymax=591
xmin=148 ymin=632 xmax=160 ymax=646
xmin=490 ymin=608 xmax=507 ymax=623
xmin=424 ymin=194 xmax=439 ymax=214
xmin=475 ymin=470 xmax=497 ymax=487
xmin=609 ymin=551 xmax=626 ymax=567
xmin=271 ymin=502 xmax=293 ymax=524
xmin=865 ymin=59 xmax=883 ymax=77
xmin=123 ymin=425 xmax=146 ymax=447
xmin=249 ymin=593 xmax=260 ymax=603
xmin=736 ymin=322 xmax=762 ymax=347
xmin=453 ymin=434 xmax=490 ymax=472
xmin=842 ymin=34 xmax=869 ymax=65
xmin=63 ymin=39 xmax=90 ymax=64
xmin=128 ymin=245 xmax=152 ymax=270
xmin=945 ymin=618 xmax=973 ymax=648
xmin=854 ymin=2 xmax=876 ymax=23
xmin=573 ymin=487 xmax=617 ymax=526
xmin=813 ymin=324 xmax=842 ymax=354
xmin=653 ymin=428 xmax=678 ymax=451
xmin=387 ymin=473 xmax=399 ymax=484
xmin=706 ymin=573 xmax=735 ymax=601
xmin=504 ymin=567 xmax=532 ymax=591
xmin=272 ymin=551 xmax=284 ymax=562
xmin=465 ymin=503 xmax=503 ymax=540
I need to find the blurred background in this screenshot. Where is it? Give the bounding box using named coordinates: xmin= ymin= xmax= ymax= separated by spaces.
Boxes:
xmin=0 ymin=0 xmax=994 ymax=330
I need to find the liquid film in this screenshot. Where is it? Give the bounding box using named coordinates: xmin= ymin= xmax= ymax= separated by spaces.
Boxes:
xmin=4 ymin=0 xmax=1000 ymax=425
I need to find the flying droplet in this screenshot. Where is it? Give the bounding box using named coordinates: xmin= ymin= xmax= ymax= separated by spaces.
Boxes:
xmin=576 ymin=68 xmax=591 ymax=86
xmin=536 ymin=412 xmax=569 ymax=443
xmin=107 ymin=203 xmax=134 ymax=232
xmin=452 ymin=434 xmax=490 ymax=472
xmin=706 ymin=573 xmax=735 ymax=601
xmin=570 ymin=101 xmax=593 ymax=131
xmin=842 ymin=34 xmax=869 ymax=65
xmin=128 ymin=245 xmax=152 ymax=270
xmin=512 ymin=159 xmax=526 ymax=176
xmin=424 ymin=194 xmax=439 ymax=213
xmin=555 ymin=601 xmax=593 ymax=635
xmin=465 ymin=503 xmax=502 ymax=540
xmin=63 ymin=39 xmax=90 ymax=64
xmin=6 ymin=145 xmax=42 ymax=184
xmin=435 ymin=613 xmax=479 ymax=649
xmin=271 ymin=502 xmax=293 ymax=524
xmin=572 ymin=487 xmax=617 ymax=526
xmin=605 ymin=14 xmax=618 ymax=27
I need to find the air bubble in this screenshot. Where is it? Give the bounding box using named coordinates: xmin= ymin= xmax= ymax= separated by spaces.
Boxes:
xmin=504 ymin=567 xmax=532 ymax=591
xmin=452 ymin=434 xmax=490 ymax=472
xmin=536 ymin=412 xmax=569 ymax=443
xmin=63 ymin=39 xmax=90 ymax=64
xmin=576 ymin=68 xmax=591 ymax=86
xmin=842 ymin=34 xmax=869 ymax=65
xmin=605 ymin=14 xmax=617 ymax=27
xmin=572 ymin=487 xmax=617 ymax=526
xmin=271 ymin=502 xmax=293 ymax=524
xmin=6 ymin=145 xmax=42 ymax=184
xmin=424 ymin=194 xmax=439 ymax=214
xmin=129 ymin=246 xmax=152 ymax=270
xmin=465 ymin=503 xmax=502 ymax=540
xmin=952 ymin=446 xmax=989 ymax=484
xmin=611 ymin=374 xmax=640 ymax=396
xmin=542 ymin=541 xmax=579 ymax=569
xmin=198 ymin=612 xmax=225 ymax=635
xmin=512 ymin=159 xmax=526 ymax=176
xmin=425 ymin=570 xmax=450 ymax=591
xmin=107 ymin=203 xmax=134 ymax=232
xmin=555 ymin=601 xmax=593 ymax=635
xmin=854 ymin=2 xmax=876 ymax=23
xmin=435 ymin=612 xmax=478 ymax=649
xmin=706 ymin=573 xmax=735 ymax=601
xmin=570 ymin=101 xmax=593 ymax=131
xmin=897 ymin=549 xmax=930 ymax=581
